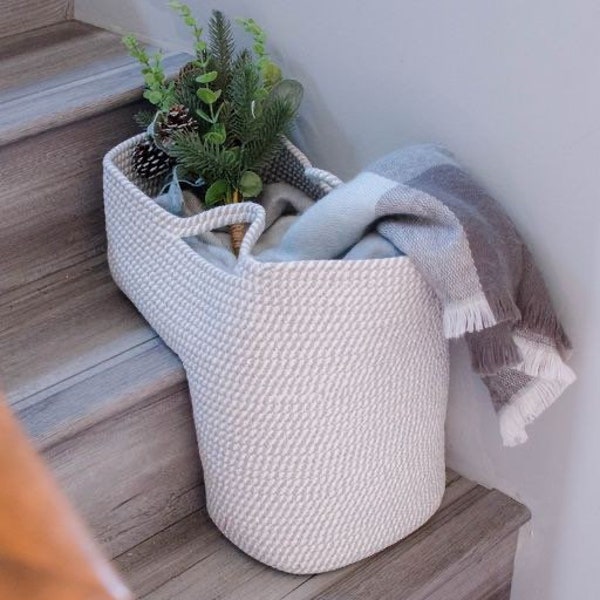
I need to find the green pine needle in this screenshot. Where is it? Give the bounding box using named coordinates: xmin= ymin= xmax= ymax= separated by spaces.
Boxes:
xmin=209 ymin=11 xmax=235 ymax=91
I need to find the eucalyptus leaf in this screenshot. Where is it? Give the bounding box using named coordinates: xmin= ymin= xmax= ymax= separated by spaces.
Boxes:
xmin=262 ymin=61 xmax=282 ymax=89
xmin=196 ymin=107 xmax=215 ymax=123
xmin=197 ymin=87 xmax=222 ymax=104
xmin=196 ymin=70 xmax=218 ymax=83
xmin=205 ymin=179 xmax=229 ymax=206
xmin=239 ymin=171 xmax=262 ymax=198
xmin=144 ymin=89 xmax=163 ymax=105
xmin=204 ymin=123 xmax=227 ymax=144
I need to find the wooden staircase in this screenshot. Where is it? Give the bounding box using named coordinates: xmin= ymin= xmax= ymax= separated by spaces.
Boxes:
xmin=0 ymin=5 xmax=530 ymax=599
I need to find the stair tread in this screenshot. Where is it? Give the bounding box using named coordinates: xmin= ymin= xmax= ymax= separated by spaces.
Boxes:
xmin=1 ymin=256 xmax=185 ymax=446
xmin=114 ymin=473 xmax=529 ymax=600
xmin=0 ymin=20 xmax=187 ymax=145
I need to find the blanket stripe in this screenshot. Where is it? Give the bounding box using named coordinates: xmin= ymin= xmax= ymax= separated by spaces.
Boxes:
xmin=257 ymin=144 xmax=575 ymax=446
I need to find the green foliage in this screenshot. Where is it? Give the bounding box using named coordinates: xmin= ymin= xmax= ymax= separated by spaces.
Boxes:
xmin=237 ymin=18 xmax=282 ymax=92
xmin=227 ymin=56 xmax=262 ymax=143
xmin=242 ymin=95 xmax=297 ymax=171
xmin=209 ymin=11 xmax=235 ymax=91
xmin=170 ymin=130 xmax=238 ymax=187
xmin=123 ymin=34 xmax=176 ymax=111
xmin=204 ymin=179 xmax=229 ymax=206
xmin=169 ymin=1 xmax=206 ymax=59
xmin=239 ymin=170 xmax=262 ymax=198
xmin=124 ymin=3 xmax=303 ymax=205
xmin=134 ymin=109 xmax=157 ymax=130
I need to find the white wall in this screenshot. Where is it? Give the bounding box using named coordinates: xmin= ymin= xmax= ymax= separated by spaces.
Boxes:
xmin=77 ymin=1 xmax=600 ymax=598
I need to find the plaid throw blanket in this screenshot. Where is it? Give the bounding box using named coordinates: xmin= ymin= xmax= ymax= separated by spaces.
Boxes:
xmin=259 ymin=144 xmax=576 ymax=446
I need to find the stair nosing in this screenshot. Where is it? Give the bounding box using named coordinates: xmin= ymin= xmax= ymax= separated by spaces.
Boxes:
xmin=0 ymin=21 xmax=188 ymax=146
xmin=15 ymin=336 xmax=187 ymax=451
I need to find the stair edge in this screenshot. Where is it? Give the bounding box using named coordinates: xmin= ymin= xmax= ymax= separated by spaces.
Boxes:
xmin=14 ymin=338 xmax=187 ymax=451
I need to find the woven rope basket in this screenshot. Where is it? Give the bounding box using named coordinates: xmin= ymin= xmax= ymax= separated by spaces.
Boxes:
xmin=103 ymin=135 xmax=449 ymax=574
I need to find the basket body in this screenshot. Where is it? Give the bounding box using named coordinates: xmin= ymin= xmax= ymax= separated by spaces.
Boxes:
xmin=103 ymin=135 xmax=449 ymax=574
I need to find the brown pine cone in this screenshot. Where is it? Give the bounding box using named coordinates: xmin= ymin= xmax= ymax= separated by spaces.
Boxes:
xmin=174 ymin=61 xmax=200 ymax=84
xmin=132 ymin=138 xmax=174 ymax=180
xmin=155 ymin=104 xmax=198 ymax=147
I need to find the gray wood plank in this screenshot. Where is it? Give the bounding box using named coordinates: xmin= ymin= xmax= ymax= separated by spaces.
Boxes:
xmin=0 ymin=25 xmax=187 ymax=145
xmin=481 ymin=583 xmax=512 ymax=600
xmin=14 ymin=337 xmax=185 ymax=449
xmin=312 ymin=490 xmax=529 ymax=600
xmin=45 ymin=384 xmax=204 ymax=558
xmin=141 ymin=533 xmax=275 ymax=600
xmin=0 ymin=0 xmax=70 ymax=39
xmin=281 ymin=476 xmax=481 ymax=600
xmin=115 ymin=510 xmax=225 ymax=598
xmin=114 ymin=475 xmax=489 ymax=600
xmin=0 ymin=103 xmax=141 ymax=295
xmin=0 ymin=258 xmax=157 ymax=404
xmin=422 ymin=532 xmax=517 ymax=600
xmin=0 ymin=21 xmax=135 ymax=103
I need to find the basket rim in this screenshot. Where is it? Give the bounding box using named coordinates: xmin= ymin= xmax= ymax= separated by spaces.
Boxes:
xmin=103 ymin=135 xmax=415 ymax=274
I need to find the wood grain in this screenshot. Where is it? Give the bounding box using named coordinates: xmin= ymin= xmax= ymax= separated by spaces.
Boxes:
xmin=0 ymin=397 xmax=131 ymax=600
xmin=5 ymin=268 xmax=196 ymax=560
xmin=0 ymin=10 xmax=202 ymax=585
xmin=14 ymin=337 xmax=184 ymax=448
xmin=114 ymin=510 xmax=221 ymax=598
xmin=313 ymin=490 xmax=529 ymax=600
xmin=44 ymin=383 xmax=204 ymax=558
xmin=0 ymin=0 xmax=70 ymax=39
xmin=0 ymin=105 xmax=141 ymax=295
xmin=0 ymin=21 xmax=187 ymax=145
xmin=0 ymin=258 xmax=156 ymax=403
xmin=114 ymin=474 xmax=527 ymax=600
xmin=0 ymin=22 xmax=135 ymax=103
xmin=422 ymin=532 xmax=518 ymax=600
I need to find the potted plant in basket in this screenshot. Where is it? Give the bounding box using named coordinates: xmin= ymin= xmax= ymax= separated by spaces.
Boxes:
xmin=123 ymin=2 xmax=303 ymax=254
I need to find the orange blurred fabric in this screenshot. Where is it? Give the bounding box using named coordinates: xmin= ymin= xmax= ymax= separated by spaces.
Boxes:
xmin=0 ymin=398 xmax=131 ymax=600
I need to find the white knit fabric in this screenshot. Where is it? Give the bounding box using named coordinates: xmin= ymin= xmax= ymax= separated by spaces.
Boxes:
xmin=103 ymin=135 xmax=450 ymax=574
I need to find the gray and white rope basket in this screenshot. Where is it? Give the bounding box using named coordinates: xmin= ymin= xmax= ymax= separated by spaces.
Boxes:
xmin=103 ymin=134 xmax=450 ymax=574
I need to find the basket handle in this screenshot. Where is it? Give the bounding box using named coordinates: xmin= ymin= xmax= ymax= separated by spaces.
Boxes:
xmin=304 ymin=167 xmax=344 ymax=190
xmin=167 ymin=202 xmax=266 ymax=258
xmin=282 ymin=139 xmax=344 ymax=191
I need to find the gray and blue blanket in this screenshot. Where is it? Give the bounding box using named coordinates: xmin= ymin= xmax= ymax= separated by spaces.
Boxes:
xmin=167 ymin=144 xmax=576 ymax=446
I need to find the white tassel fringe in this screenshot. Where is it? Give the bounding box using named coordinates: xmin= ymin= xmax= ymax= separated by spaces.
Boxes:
xmin=443 ymin=292 xmax=497 ymax=339
xmin=498 ymin=372 xmax=576 ymax=447
xmin=513 ymin=334 xmax=576 ymax=382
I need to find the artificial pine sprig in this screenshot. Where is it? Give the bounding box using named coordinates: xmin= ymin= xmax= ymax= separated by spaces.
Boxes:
xmin=124 ymin=3 xmax=304 ymax=254
xmin=209 ymin=11 xmax=235 ymax=93
xmin=134 ymin=109 xmax=157 ymax=130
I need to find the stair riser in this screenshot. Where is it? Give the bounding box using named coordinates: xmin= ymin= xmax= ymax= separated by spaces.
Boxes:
xmin=421 ymin=532 xmax=517 ymax=600
xmin=43 ymin=385 xmax=203 ymax=558
xmin=0 ymin=103 xmax=141 ymax=295
xmin=1 ymin=1 xmax=71 ymax=39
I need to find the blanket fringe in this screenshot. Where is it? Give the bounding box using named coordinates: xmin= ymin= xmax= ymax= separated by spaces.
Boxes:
xmin=488 ymin=292 xmax=521 ymax=325
xmin=513 ymin=334 xmax=577 ymax=382
xmin=520 ymin=301 xmax=572 ymax=357
xmin=468 ymin=331 xmax=522 ymax=375
xmin=498 ymin=373 xmax=576 ymax=447
xmin=443 ymin=292 xmax=497 ymax=339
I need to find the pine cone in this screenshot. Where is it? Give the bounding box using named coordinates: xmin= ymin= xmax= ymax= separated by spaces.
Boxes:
xmin=155 ymin=104 xmax=197 ymax=146
xmin=132 ymin=138 xmax=174 ymax=180
xmin=174 ymin=61 xmax=200 ymax=85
